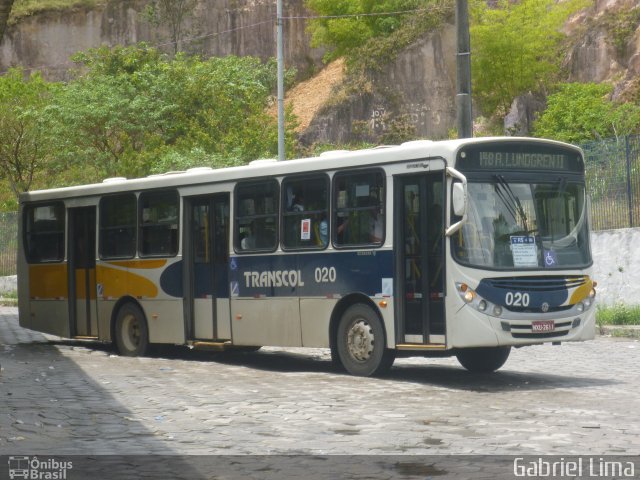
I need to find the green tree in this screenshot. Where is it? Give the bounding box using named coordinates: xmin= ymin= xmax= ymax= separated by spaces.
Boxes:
xmin=142 ymin=0 xmax=198 ymax=55
xmin=0 ymin=68 xmax=56 ymax=200
xmin=305 ymin=0 xmax=437 ymax=62
xmin=470 ymin=0 xmax=588 ymax=116
xmin=533 ymin=83 xmax=640 ymax=143
xmin=43 ymin=44 xmax=288 ymax=183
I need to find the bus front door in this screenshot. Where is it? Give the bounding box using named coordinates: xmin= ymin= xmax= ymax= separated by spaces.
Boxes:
xmin=395 ymin=173 xmax=445 ymax=345
xmin=68 ymin=206 xmax=98 ymax=338
xmin=185 ymin=194 xmax=231 ymax=341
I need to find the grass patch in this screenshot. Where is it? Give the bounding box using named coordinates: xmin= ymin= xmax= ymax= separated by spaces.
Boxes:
xmin=596 ymin=303 xmax=640 ymax=326
xmin=0 ymin=290 xmax=17 ymax=299
xmin=10 ymin=0 xmax=100 ymax=23
xmin=0 ymin=290 xmax=17 ymax=306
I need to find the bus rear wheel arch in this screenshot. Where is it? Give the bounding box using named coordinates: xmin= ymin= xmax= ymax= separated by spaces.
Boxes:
xmin=335 ymin=303 xmax=395 ymax=376
xmin=455 ymin=346 xmax=511 ymax=373
xmin=114 ymin=302 xmax=149 ymax=357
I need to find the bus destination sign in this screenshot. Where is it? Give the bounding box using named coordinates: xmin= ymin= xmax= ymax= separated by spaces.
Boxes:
xmin=457 ymin=143 xmax=583 ymax=173
xmin=478 ymin=151 xmax=567 ymax=170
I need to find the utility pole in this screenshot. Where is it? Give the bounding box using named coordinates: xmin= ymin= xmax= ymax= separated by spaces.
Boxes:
xmin=277 ymin=0 xmax=285 ymax=160
xmin=456 ymin=0 xmax=473 ymax=138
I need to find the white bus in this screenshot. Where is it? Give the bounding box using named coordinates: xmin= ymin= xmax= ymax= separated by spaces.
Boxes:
xmin=17 ymin=137 xmax=596 ymax=376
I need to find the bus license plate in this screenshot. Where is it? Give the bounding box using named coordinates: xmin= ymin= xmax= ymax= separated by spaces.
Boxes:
xmin=532 ymin=320 xmax=554 ymax=332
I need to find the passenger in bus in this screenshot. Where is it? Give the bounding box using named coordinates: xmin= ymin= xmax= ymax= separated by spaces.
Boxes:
xmin=369 ymin=207 xmax=383 ymax=243
xmin=318 ymin=214 xmax=328 ymax=246
xmin=291 ymin=193 xmax=304 ymax=212
xmin=241 ymin=222 xmax=256 ymax=250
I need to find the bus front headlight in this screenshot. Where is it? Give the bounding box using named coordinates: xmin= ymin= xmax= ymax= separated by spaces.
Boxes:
xmin=456 ymin=282 xmax=501 ymax=316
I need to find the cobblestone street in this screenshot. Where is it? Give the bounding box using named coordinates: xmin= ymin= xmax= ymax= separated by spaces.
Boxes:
xmin=1 ymin=306 xmax=639 ymax=458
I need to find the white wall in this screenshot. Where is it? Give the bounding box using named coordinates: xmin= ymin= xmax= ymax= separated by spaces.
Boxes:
xmin=0 ymin=275 xmax=16 ymax=294
xmin=591 ymin=228 xmax=640 ymax=306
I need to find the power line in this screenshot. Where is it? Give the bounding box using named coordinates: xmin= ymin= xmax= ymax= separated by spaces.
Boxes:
xmin=3 ymin=6 xmax=428 ymax=75
xmin=281 ymin=8 xmax=428 ymax=20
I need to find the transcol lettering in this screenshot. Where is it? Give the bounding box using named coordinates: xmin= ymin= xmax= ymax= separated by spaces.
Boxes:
xmin=243 ymin=270 xmax=305 ymax=288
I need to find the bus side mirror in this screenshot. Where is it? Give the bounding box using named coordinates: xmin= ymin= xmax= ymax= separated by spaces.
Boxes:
xmin=452 ymin=182 xmax=466 ymax=217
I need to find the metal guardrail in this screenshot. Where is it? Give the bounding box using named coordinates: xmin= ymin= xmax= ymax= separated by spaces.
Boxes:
xmin=0 ymin=211 xmax=17 ymax=277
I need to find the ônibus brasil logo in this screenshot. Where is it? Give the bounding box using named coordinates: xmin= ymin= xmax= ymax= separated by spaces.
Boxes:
xmin=8 ymin=456 xmax=72 ymax=480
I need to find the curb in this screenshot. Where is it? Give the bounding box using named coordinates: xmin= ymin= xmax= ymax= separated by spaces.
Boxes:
xmin=598 ymin=325 xmax=640 ymax=339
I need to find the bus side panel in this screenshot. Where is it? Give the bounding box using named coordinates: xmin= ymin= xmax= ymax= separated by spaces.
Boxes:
xmin=97 ymin=258 xmax=186 ymax=345
xmin=97 ymin=300 xmax=115 ymax=342
xmin=300 ymin=298 xmax=335 ymax=348
xmin=232 ymin=298 xmax=301 ymax=346
xmin=26 ymin=264 xmax=70 ymax=337
xmin=141 ymin=299 xmax=186 ymax=344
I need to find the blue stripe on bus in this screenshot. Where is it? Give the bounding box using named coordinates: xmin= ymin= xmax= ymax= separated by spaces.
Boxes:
xmin=230 ymin=250 xmax=394 ymax=298
xmin=159 ymin=250 xmax=394 ymax=298
xmin=475 ymin=278 xmax=570 ymax=308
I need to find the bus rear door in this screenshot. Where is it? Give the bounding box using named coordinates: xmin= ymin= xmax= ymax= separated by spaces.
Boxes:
xmin=68 ymin=206 xmax=98 ymax=338
xmin=184 ymin=194 xmax=231 ymax=341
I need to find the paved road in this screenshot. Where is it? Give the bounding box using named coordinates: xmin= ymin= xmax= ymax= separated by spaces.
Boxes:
xmin=1 ymin=306 xmax=639 ymax=458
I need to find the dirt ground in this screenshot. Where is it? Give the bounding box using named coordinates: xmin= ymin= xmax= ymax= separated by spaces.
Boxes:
xmin=272 ymin=58 xmax=345 ymax=132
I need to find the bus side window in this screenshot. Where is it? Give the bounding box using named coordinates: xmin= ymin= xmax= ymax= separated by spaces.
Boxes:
xmin=24 ymin=203 xmax=65 ymax=263
xmin=235 ymin=180 xmax=279 ymax=253
xmin=99 ymin=194 xmax=136 ymax=259
xmin=139 ymin=190 xmax=179 ymax=257
xmin=333 ymin=170 xmax=385 ymax=248
xmin=281 ymin=174 xmax=329 ymax=250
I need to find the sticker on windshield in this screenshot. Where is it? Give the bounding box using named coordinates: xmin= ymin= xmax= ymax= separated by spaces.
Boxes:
xmin=510 ymin=236 xmax=538 ymax=267
xmin=543 ymin=249 xmax=558 ymax=267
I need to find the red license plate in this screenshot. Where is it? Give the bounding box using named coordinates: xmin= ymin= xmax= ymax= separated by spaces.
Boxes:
xmin=532 ymin=320 xmax=555 ymax=332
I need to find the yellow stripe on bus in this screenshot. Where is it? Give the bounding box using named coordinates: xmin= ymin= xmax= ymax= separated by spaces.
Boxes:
xmin=74 ymin=268 xmax=97 ymax=300
xmin=96 ymin=265 xmax=158 ymax=299
xmin=569 ymin=276 xmax=592 ymax=304
xmin=29 ymin=264 xmax=68 ymax=299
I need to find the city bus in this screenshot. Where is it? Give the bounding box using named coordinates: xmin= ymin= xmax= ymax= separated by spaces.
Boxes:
xmin=17 ymin=137 xmax=596 ymax=376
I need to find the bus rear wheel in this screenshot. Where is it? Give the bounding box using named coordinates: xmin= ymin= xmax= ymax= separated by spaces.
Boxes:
xmin=115 ymin=303 xmax=149 ymax=357
xmin=456 ymin=346 xmax=511 ymax=373
xmin=336 ymin=304 xmax=395 ymax=376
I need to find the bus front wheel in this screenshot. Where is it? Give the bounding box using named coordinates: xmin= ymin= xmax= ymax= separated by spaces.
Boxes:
xmin=115 ymin=303 xmax=149 ymax=357
xmin=336 ymin=304 xmax=395 ymax=376
xmin=456 ymin=346 xmax=511 ymax=373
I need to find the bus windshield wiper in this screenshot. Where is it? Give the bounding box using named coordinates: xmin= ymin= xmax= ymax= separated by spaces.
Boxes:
xmin=494 ymin=175 xmax=530 ymax=234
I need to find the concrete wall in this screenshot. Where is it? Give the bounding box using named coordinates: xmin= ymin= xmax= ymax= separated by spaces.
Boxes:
xmin=591 ymin=227 xmax=640 ymax=306
xmin=0 ymin=275 xmax=16 ymax=294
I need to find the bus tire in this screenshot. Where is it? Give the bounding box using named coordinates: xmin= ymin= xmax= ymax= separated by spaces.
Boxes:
xmin=456 ymin=346 xmax=511 ymax=373
xmin=115 ymin=303 xmax=149 ymax=357
xmin=336 ymin=304 xmax=395 ymax=376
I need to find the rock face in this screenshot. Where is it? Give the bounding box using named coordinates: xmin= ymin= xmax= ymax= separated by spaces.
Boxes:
xmin=3 ymin=0 xmax=638 ymax=145
xmin=300 ymin=24 xmax=457 ymax=146
xmin=0 ymin=0 xmax=324 ymax=80
xmin=503 ymin=94 xmax=546 ymax=137
xmin=564 ymin=0 xmax=640 ymax=99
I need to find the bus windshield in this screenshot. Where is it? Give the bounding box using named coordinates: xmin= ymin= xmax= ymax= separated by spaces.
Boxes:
xmin=453 ymin=177 xmax=591 ymax=269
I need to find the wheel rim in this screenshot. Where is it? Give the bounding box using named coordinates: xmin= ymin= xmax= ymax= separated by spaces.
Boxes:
xmin=346 ymin=319 xmax=375 ymax=362
xmin=121 ymin=313 xmax=141 ymax=352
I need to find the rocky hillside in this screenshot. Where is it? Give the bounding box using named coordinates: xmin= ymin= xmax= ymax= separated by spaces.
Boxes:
xmin=1 ymin=0 xmax=639 ymax=146
xmin=0 ymin=0 xmax=324 ymax=80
